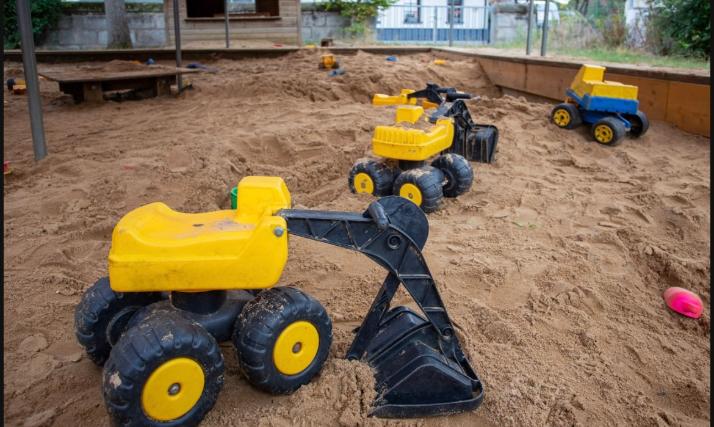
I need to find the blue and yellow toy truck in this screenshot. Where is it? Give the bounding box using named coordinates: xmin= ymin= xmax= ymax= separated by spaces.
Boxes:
xmin=551 ymin=65 xmax=649 ymax=146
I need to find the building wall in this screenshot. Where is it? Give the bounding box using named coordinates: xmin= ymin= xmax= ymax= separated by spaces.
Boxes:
xmin=377 ymin=0 xmax=488 ymax=30
xmin=41 ymin=13 xmax=166 ymax=50
xmin=164 ymin=0 xmax=300 ymax=45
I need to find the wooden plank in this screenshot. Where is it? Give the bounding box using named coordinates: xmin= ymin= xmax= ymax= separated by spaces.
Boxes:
xmin=434 ymin=48 xmax=710 ymax=85
xmin=478 ymin=57 xmax=526 ymax=90
xmin=183 ymin=19 xmax=297 ymax=30
xmin=665 ymin=81 xmax=711 ymax=137
xmin=606 ymin=73 xmax=669 ymax=120
xmin=525 ymin=64 xmax=574 ymax=100
xmin=39 ymin=67 xmax=199 ymax=84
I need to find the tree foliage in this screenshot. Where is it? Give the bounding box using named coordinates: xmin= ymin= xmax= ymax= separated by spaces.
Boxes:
xmin=3 ymin=0 xmax=63 ymax=49
xmin=324 ymin=0 xmax=397 ymax=36
xmin=647 ymin=0 xmax=710 ymax=58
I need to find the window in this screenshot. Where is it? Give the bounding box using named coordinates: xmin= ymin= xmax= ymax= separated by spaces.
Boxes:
xmin=185 ymin=0 xmax=279 ymax=19
xmin=403 ymin=0 xmax=421 ymax=24
xmin=231 ymin=0 xmax=256 ymax=14
xmin=446 ymin=0 xmax=463 ymax=24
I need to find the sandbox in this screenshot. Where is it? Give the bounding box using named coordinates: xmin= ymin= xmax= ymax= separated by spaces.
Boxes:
xmin=3 ymin=50 xmax=710 ymax=426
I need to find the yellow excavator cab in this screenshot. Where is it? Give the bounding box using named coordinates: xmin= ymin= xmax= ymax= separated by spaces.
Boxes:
xmin=371 ymin=118 xmax=454 ymax=161
xmin=108 ymin=176 xmax=291 ymax=292
xmin=570 ymin=64 xmax=638 ymax=100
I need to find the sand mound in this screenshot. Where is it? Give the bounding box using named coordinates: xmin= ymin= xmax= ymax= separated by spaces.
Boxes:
xmin=3 ymin=51 xmax=709 ymax=427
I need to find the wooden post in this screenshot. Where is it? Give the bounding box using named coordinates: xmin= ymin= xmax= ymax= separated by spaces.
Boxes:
xmin=156 ymin=77 xmax=172 ymax=96
xmin=82 ymin=82 xmax=104 ymax=103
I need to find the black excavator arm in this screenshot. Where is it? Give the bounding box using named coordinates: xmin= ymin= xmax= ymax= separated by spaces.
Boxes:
xmin=278 ymin=196 xmax=483 ymax=418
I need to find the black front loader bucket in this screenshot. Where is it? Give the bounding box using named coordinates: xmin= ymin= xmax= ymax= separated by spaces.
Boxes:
xmin=466 ymin=124 xmax=499 ymax=163
xmin=366 ymin=307 xmax=484 ymax=417
xmin=279 ymin=197 xmax=484 ymax=418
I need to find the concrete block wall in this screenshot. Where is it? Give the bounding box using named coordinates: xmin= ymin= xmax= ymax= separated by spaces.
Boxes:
xmin=42 ymin=13 xmax=166 ymax=50
xmin=301 ymin=10 xmax=350 ymax=43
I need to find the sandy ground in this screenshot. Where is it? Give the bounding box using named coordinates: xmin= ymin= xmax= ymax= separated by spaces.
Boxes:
xmin=3 ymin=50 xmax=710 ymax=427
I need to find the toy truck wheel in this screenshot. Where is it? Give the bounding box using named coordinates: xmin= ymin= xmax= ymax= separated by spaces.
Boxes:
xmin=626 ymin=110 xmax=649 ymax=138
xmin=392 ymin=166 xmax=444 ymax=213
xmin=74 ymin=277 xmax=163 ymax=366
xmin=551 ymin=103 xmax=581 ymax=129
xmin=233 ymin=286 xmax=332 ymax=394
xmin=431 ymin=154 xmax=473 ymax=198
xmin=591 ymin=117 xmax=626 ymax=146
xmin=103 ymin=312 xmax=224 ymax=427
xmin=348 ymin=159 xmax=396 ymax=197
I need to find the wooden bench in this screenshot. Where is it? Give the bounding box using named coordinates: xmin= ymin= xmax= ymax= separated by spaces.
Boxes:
xmin=39 ymin=67 xmax=200 ymax=103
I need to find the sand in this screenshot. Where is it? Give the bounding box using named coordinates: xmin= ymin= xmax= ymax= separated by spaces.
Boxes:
xmin=3 ymin=50 xmax=710 ymax=427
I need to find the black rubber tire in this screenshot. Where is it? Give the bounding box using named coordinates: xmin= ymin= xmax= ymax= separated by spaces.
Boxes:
xmin=233 ymin=286 xmax=332 ymax=395
xmin=551 ymin=103 xmax=582 ymax=129
xmin=431 ymin=153 xmax=473 ymax=198
xmin=591 ymin=116 xmax=626 ymax=146
xmin=348 ymin=159 xmax=397 ymax=196
xmin=74 ymin=277 xmax=163 ymax=366
xmin=626 ymin=110 xmax=649 ymax=138
xmin=103 ymin=312 xmax=224 ymax=427
xmin=392 ymin=166 xmax=444 ymax=213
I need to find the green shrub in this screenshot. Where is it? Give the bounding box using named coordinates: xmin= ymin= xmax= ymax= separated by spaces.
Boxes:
xmin=3 ymin=0 xmax=63 ymax=49
xmin=588 ymin=0 xmax=627 ymax=48
xmin=324 ymin=0 xmax=396 ymax=38
xmin=647 ymin=0 xmax=710 ymax=58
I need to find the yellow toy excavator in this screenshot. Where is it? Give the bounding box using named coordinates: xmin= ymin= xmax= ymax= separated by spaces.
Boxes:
xmin=75 ymin=176 xmax=484 ymax=425
xmin=349 ymin=83 xmax=499 ymax=213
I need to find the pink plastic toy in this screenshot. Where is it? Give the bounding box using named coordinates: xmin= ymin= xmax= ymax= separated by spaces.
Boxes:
xmin=663 ymin=287 xmax=703 ymax=319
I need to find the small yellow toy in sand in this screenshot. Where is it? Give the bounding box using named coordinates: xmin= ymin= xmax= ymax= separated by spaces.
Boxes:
xmin=433 ymin=59 xmax=447 ymax=65
xmin=6 ymin=78 xmax=26 ymax=95
xmin=318 ymin=54 xmax=340 ymax=70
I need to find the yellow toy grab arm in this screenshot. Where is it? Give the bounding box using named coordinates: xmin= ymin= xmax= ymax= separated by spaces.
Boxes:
xmin=372 ymin=89 xmax=417 ymax=106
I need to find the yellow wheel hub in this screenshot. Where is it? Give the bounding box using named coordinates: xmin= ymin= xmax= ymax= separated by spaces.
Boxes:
xmin=354 ymin=173 xmax=374 ymax=194
xmin=273 ymin=321 xmax=319 ymax=375
xmin=553 ymin=109 xmax=571 ymax=127
xmin=594 ymin=124 xmax=614 ymax=143
xmin=399 ymin=183 xmax=423 ymax=206
xmin=141 ymin=357 xmax=205 ymax=422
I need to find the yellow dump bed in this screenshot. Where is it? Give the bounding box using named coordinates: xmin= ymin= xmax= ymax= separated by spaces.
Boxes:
xmin=372 ymin=118 xmax=454 ymax=161
xmin=108 ymin=176 xmax=291 ymax=292
xmin=570 ymin=64 xmax=638 ymax=100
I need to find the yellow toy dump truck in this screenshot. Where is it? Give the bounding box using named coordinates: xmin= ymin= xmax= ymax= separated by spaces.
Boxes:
xmin=75 ymin=176 xmax=484 ymax=425
xmin=349 ymin=83 xmax=499 ymax=213
xmin=551 ymin=64 xmax=649 ymax=146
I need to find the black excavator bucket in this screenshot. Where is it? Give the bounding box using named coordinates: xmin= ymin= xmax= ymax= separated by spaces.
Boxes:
xmin=365 ymin=307 xmax=484 ymax=417
xmin=279 ymin=196 xmax=484 ymax=418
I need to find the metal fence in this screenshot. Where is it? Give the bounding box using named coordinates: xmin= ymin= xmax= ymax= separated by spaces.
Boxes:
xmin=376 ymin=4 xmax=490 ymax=44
